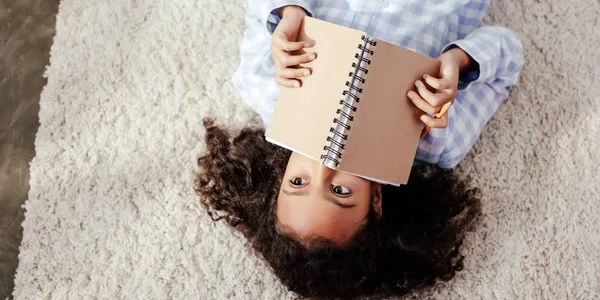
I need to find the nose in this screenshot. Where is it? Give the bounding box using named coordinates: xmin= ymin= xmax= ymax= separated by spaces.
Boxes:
xmin=314 ymin=163 xmax=336 ymax=185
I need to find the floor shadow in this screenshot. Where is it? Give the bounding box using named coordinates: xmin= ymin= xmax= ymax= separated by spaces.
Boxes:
xmin=0 ymin=0 xmax=60 ymax=298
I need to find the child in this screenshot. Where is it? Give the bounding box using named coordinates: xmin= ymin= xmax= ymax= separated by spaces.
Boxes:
xmin=196 ymin=0 xmax=523 ymax=298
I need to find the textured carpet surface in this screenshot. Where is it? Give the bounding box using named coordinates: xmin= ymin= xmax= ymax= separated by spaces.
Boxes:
xmin=13 ymin=0 xmax=600 ymax=298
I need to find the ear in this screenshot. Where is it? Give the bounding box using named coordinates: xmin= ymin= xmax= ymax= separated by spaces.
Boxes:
xmin=372 ymin=183 xmax=383 ymax=216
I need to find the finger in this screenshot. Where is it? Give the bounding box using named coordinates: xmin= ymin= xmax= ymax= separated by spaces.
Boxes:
xmin=272 ymin=34 xmax=311 ymax=52
xmin=420 ymin=114 xmax=448 ymax=128
xmin=281 ymin=52 xmax=317 ymax=67
xmin=423 ymin=74 xmax=451 ymax=90
xmin=304 ymin=39 xmax=316 ymax=48
xmin=407 ymin=90 xmax=440 ymax=115
xmin=415 ymin=80 xmax=446 ymax=107
xmin=278 ymin=67 xmax=311 ymax=79
xmin=272 ymin=49 xmax=288 ymax=68
xmin=276 ymin=76 xmax=301 ymax=88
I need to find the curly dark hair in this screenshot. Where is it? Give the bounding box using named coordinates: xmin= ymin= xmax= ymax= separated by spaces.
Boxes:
xmin=195 ymin=118 xmax=481 ymax=298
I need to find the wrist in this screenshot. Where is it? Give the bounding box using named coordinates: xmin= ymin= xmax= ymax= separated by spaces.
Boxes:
xmin=278 ymin=5 xmax=307 ymax=18
xmin=447 ymin=47 xmax=476 ymax=72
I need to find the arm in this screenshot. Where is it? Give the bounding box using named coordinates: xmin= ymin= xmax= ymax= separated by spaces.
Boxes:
xmin=436 ymin=26 xmax=525 ymax=168
xmin=245 ymin=0 xmax=317 ymax=33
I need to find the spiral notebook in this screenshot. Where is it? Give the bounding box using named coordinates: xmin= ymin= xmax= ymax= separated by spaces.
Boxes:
xmin=265 ymin=16 xmax=441 ymax=186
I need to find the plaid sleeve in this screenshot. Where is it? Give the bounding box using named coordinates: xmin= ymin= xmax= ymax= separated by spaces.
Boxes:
xmin=442 ymin=26 xmax=525 ymax=90
xmin=437 ymin=26 xmax=524 ymax=168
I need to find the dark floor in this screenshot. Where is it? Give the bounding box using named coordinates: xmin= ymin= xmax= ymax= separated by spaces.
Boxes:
xmin=0 ymin=0 xmax=59 ymax=298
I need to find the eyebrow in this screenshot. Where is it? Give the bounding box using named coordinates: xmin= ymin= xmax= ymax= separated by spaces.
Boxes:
xmin=283 ymin=189 xmax=308 ymax=197
xmin=282 ymin=189 xmax=355 ymax=209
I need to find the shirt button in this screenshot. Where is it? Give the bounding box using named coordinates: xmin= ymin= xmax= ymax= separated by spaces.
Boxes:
xmin=381 ymin=0 xmax=390 ymax=8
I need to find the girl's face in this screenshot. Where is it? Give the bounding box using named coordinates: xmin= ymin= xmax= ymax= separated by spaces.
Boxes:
xmin=276 ymin=151 xmax=382 ymax=246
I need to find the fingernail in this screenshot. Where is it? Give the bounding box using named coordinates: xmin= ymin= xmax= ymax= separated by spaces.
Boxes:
xmin=293 ymin=82 xmax=300 ymax=88
xmin=308 ymin=54 xmax=316 ymax=60
xmin=415 ymin=80 xmax=421 ymax=87
xmin=420 ymin=115 xmax=429 ymax=124
xmin=303 ymin=70 xmax=310 ymax=76
xmin=407 ymin=91 xmax=415 ymax=98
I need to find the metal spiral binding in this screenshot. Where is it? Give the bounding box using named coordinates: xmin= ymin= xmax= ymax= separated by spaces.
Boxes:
xmin=339 ymin=99 xmax=357 ymax=111
xmin=336 ymin=109 xmax=354 ymax=121
xmin=326 ymin=136 xmax=346 ymax=149
xmin=320 ymin=154 xmax=340 ymax=166
xmin=323 ymin=146 xmax=343 ymax=158
xmin=342 ymin=91 xmax=360 ymax=102
xmin=329 ymin=127 xmax=348 ymax=140
xmin=345 ymin=81 xmax=363 ymax=93
xmin=357 ymin=44 xmax=374 ymax=55
xmin=333 ymin=118 xmax=352 ymax=130
xmin=351 ymin=62 xmax=368 ymax=74
xmin=354 ymin=53 xmax=371 ymax=65
xmin=320 ymin=35 xmax=377 ymax=167
xmin=348 ymin=72 xmax=366 ymax=84
xmin=361 ymin=35 xmax=378 ymax=46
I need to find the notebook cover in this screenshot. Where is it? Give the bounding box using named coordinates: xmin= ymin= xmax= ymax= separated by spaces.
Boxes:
xmin=336 ymin=39 xmax=441 ymax=185
xmin=265 ymin=17 xmax=366 ymax=161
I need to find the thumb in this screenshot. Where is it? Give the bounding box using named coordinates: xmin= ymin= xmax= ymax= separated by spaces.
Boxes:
xmin=276 ymin=14 xmax=303 ymax=42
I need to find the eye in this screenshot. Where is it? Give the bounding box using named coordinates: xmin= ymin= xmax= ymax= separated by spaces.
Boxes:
xmin=331 ymin=185 xmax=351 ymax=196
xmin=289 ymin=177 xmax=308 ymax=187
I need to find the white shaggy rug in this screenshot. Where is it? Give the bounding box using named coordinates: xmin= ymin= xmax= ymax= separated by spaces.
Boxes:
xmin=13 ymin=0 xmax=600 ymax=298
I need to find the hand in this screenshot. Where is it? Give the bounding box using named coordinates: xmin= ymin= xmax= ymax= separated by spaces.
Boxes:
xmin=271 ymin=6 xmax=316 ymax=88
xmin=408 ymin=48 xmax=473 ymax=128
